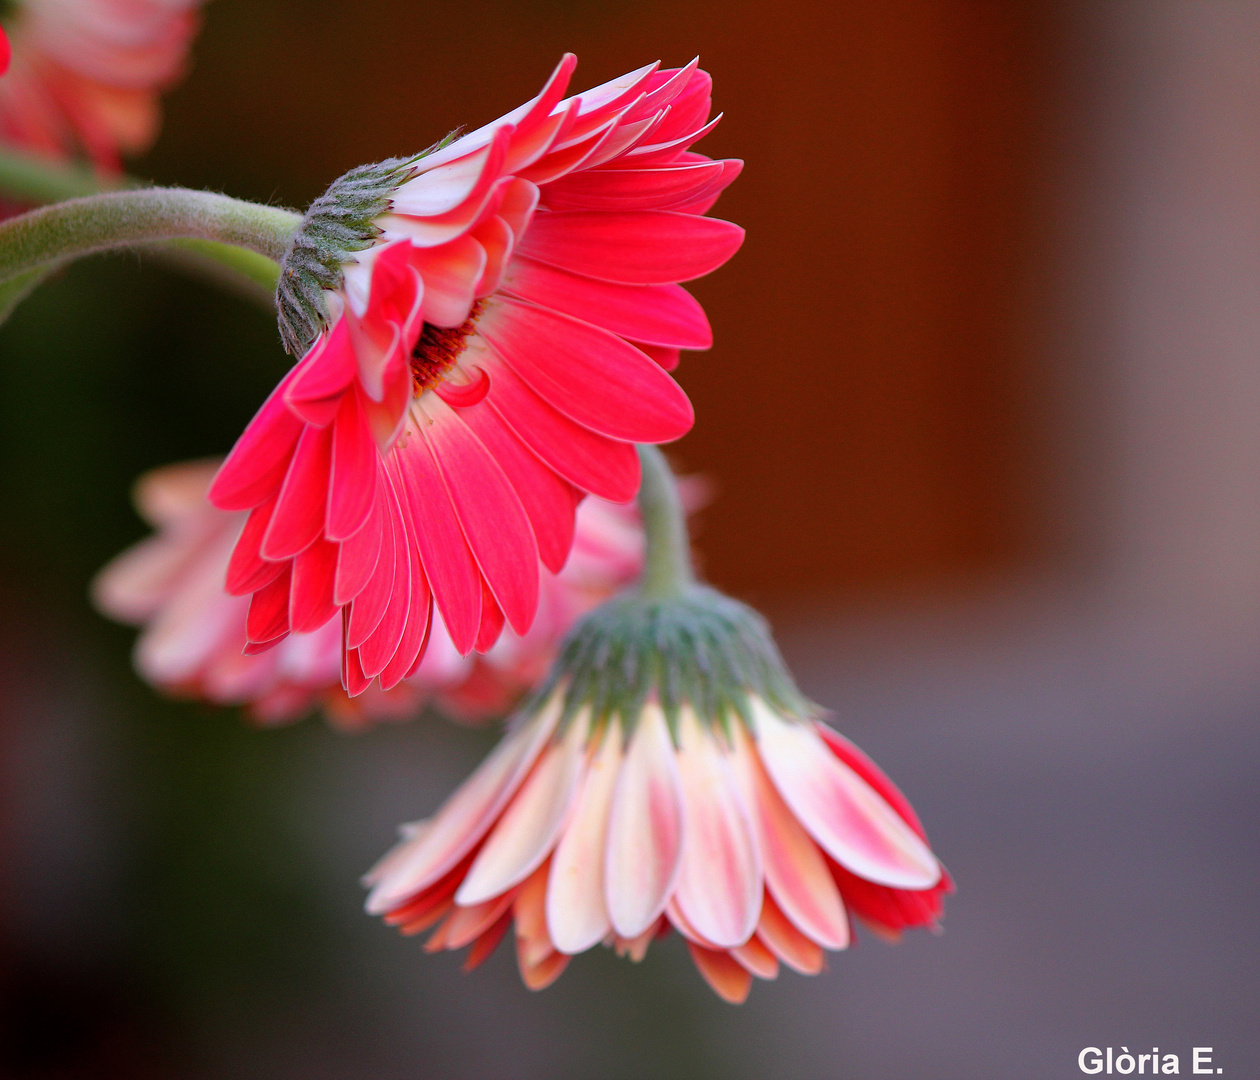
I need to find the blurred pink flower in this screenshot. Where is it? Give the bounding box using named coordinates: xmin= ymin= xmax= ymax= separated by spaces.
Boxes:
xmin=365 ymin=696 xmax=950 ymax=1003
xmin=0 ymin=0 xmax=201 ymax=169
xmin=93 ymin=459 xmax=697 ymax=728
xmin=209 ymin=56 xmax=742 ymax=696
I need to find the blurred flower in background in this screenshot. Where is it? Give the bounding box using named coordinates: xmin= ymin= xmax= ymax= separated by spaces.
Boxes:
xmin=93 ymin=457 xmax=709 ymax=728
xmin=0 ymin=0 xmax=201 ymax=170
xmin=210 ymin=56 xmax=742 ymax=695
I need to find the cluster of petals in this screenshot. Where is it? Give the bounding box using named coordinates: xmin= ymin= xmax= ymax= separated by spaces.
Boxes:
xmin=365 ymin=697 xmax=951 ymax=1003
xmin=93 ymin=458 xmax=673 ymax=728
xmin=0 ymin=0 xmax=201 ymax=169
xmin=209 ymin=55 xmax=743 ymax=697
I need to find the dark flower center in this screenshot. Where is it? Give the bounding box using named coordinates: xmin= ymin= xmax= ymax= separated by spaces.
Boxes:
xmin=410 ymin=300 xmax=483 ymax=394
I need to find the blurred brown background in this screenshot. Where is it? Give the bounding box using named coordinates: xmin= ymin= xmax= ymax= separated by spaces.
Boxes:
xmin=147 ymin=0 xmax=1056 ymax=603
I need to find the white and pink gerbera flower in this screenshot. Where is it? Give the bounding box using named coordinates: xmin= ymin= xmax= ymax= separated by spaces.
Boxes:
xmin=0 ymin=0 xmax=201 ymax=169
xmin=208 ymin=56 xmax=743 ymax=698
xmin=365 ymin=692 xmax=950 ymax=1003
xmin=92 ymin=458 xmax=690 ymax=728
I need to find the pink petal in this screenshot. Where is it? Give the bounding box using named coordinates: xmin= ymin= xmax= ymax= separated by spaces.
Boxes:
xmin=604 ymin=706 xmax=684 ymax=938
xmin=546 ymin=723 xmax=620 ymax=953
xmin=409 ymin=234 xmax=487 ymax=328
xmin=473 ymin=578 xmax=505 ymax=653
xmin=542 ymin=161 xmax=724 ymax=211
xmin=355 ymin=475 xmax=413 ymax=679
xmin=687 ymin=943 xmax=752 ymax=1004
xmin=730 ymin=726 xmax=849 ymax=950
xmin=260 ymin=423 xmax=332 ymax=561
xmin=672 ymin=710 xmax=762 ymax=949
xmin=345 ymin=487 xmax=396 ymax=649
xmin=225 ymin=495 xmax=284 ymax=595
xmin=480 ymin=297 xmax=693 ymax=443
xmin=731 ymin=933 xmax=779 ymax=980
xmin=288 ymin=537 xmax=339 ymax=633
xmin=756 ymin=891 xmax=825 ymax=975
xmin=457 ymin=399 xmax=578 ymax=574
xmin=378 ymin=505 xmax=432 ymax=690
xmin=334 ymin=480 xmax=386 ymax=606
xmin=210 ymin=376 xmax=304 ymax=512
xmin=284 ymin=320 xmax=356 ymax=425
xmin=455 ymin=716 xmax=587 ymax=906
xmin=502 ymin=257 xmax=712 ymax=349
xmin=425 ymin=402 xmax=540 ymax=636
xmin=393 ymin=432 xmax=483 ymax=656
xmin=326 ymin=390 xmax=379 ymax=542
xmin=637 ymin=343 xmax=681 ymax=370
xmin=482 ymin=355 xmax=640 ymax=501
xmin=753 ymin=702 xmax=940 ymax=890
xmin=246 ymin=564 xmax=291 ymax=644
xmin=518 ymin=209 xmax=742 ymax=286
xmin=364 ymin=701 xmax=561 ymax=914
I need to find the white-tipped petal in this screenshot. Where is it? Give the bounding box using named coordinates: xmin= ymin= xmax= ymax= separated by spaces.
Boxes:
xmin=604 ymin=705 xmax=684 ymax=938
xmin=455 ymin=713 xmax=588 ymax=906
xmin=753 ymin=700 xmax=940 ymax=890
xmin=672 ymin=709 xmax=762 ymax=949
xmin=546 ymin=724 xmax=621 ymax=953
xmin=364 ymin=700 xmax=560 ymax=914
xmin=729 ymin=724 xmax=849 ymax=950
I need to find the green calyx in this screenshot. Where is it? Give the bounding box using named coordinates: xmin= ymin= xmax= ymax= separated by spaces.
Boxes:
xmin=275 ymin=131 xmax=462 ymax=356
xmin=275 ymin=156 xmax=417 ymax=355
xmin=533 ymin=584 xmax=816 ymax=743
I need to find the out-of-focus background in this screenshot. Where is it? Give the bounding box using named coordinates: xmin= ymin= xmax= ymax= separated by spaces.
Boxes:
xmin=2 ymin=1 xmax=1259 ymax=1077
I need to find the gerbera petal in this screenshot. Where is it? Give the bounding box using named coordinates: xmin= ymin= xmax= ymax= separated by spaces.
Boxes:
xmin=480 ymin=297 xmax=693 ymax=443
xmin=546 ymin=723 xmax=620 ymax=953
xmin=517 ymin=209 xmax=743 ymax=285
xmin=210 ymin=376 xmax=304 ymax=512
xmin=288 ymin=538 xmax=339 ymax=634
xmin=260 ymin=423 xmax=332 ymax=561
xmin=225 ymin=495 xmax=283 ymax=595
xmin=730 ymin=725 xmax=850 ymax=950
xmin=393 ymin=429 xmax=483 ymax=656
xmin=481 ymin=355 xmax=641 ymax=501
xmin=687 ymin=943 xmax=752 ymax=1004
xmin=604 ymin=705 xmax=684 ymax=938
xmin=424 ymin=401 xmax=540 ymax=636
xmin=326 ymin=389 xmax=379 ymax=542
xmin=364 ymin=700 xmax=561 ymax=913
xmin=502 ymin=257 xmax=712 ymax=349
xmin=756 ymin=891 xmax=825 ymax=975
xmin=455 ymin=713 xmax=587 ymax=906
xmin=541 ymin=160 xmax=725 ymax=211
xmin=673 ymin=710 xmax=762 ymax=949
xmin=752 ymin=702 xmax=941 ymax=890
xmin=731 ymin=934 xmax=779 ymax=980
xmin=457 ymin=399 xmax=579 ymax=574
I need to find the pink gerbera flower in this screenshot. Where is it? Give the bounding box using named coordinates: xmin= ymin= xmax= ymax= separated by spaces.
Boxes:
xmin=208 ymin=56 xmax=743 ymax=698
xmin=365 ymin=588 xmax=950 ymax=1003
xmin=0 ymin=0 xmax=201 ymax=169
xmin=92 ymin=458 xmax=699 ymax=728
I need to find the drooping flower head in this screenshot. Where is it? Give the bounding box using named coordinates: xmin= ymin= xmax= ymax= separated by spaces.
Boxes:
xmin=0 ymin=0 xmax=201 ymax=169
xmin=93 ymin=457 xmax=692 ymax=728
xmin=365 ymin=533 xmax=951 ymax=1002
xmin=209 ymin=56 xmax=743 ymax=700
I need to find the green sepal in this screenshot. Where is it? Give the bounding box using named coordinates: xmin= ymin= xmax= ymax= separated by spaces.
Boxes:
xmin=530 ymin=584 xmax=817 ymax=744
xmin=275 ymin=130 xmax=462 ymax=355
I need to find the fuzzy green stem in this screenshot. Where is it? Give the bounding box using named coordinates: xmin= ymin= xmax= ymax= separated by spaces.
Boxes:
xmin=0 ymin=187 xmax=300 ymax=285
xmin=636 ymin=444 xmax=694 ymax=599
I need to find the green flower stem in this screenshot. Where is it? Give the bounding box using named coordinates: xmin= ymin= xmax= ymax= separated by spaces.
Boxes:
xmin=0 ymin=187 xmax=300 ymax=286
xmin=636 ymin=444 xmax=695 ymax=599
xmin=0 ymin=149 xmax=282 ymax=305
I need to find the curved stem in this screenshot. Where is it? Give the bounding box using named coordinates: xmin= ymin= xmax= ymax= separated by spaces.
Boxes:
xmin=636 ymin=444 xmax=694 ymax=599
xmin=0 ymin=187 xmax=300 ymax=285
